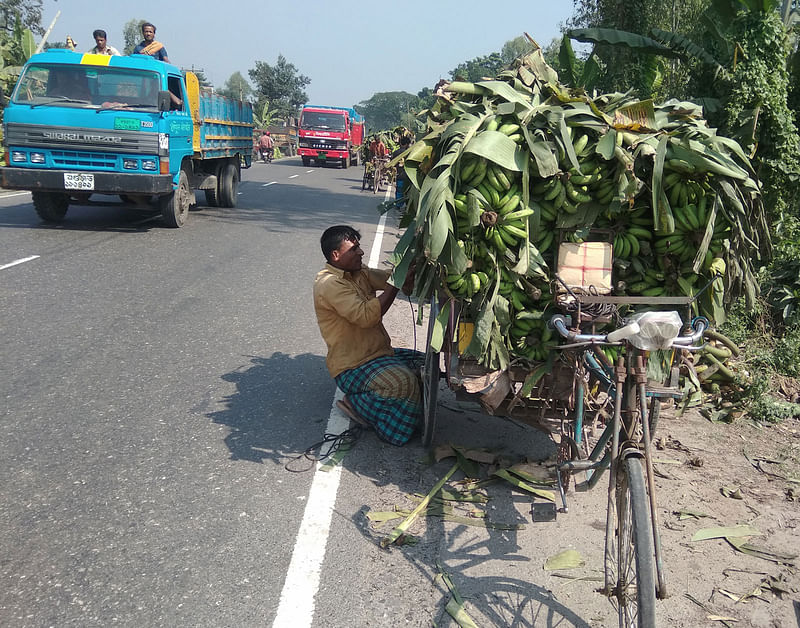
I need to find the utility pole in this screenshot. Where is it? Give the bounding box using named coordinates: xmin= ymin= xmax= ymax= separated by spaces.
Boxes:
xmin=35 ymin=10 xmax=60 ymax=54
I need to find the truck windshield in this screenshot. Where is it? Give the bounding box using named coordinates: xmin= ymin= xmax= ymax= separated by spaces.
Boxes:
xmin=12 ymin=63 xmax=161 ymax=110
xmin=300 ymin=111 xmax=346 ymax=131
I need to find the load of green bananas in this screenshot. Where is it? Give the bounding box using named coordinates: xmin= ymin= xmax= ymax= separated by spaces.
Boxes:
xmin=390 ymin=41 xmax=768 ymax=370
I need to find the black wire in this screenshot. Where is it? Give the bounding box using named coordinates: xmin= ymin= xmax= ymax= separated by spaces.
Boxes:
xmin=284 ymin=425 xmax=363 ymax=473
xmin=407 ymin=294 xmax=417 ymax=351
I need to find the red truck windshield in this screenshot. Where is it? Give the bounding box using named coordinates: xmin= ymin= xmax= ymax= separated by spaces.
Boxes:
xmin=300 ymin=111 xmax=346 ymax=132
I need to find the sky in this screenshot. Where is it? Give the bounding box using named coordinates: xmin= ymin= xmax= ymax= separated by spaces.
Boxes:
xmin=40 ymin=0 xmax=574 ymax=107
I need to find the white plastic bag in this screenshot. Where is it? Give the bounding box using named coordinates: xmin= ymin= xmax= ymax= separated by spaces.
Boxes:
xmin=628 ymin=311 xmax=683 ymax=350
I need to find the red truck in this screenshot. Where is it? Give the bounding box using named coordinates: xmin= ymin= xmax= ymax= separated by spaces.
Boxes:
xmin=297 ymin=105 xmax=364 ymax=168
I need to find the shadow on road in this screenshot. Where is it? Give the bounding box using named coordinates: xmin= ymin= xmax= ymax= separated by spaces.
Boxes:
xmin=207 ymin=351 xmax=335 ymax=464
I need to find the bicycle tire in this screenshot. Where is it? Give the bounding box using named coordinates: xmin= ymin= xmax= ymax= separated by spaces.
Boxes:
xmin=373 ymin=164 xmax=380 ymax=194
xmin=421 ymin=299 xmax=440 ymax=447
xmin=612 ymin=456 xmax=657 ymax=628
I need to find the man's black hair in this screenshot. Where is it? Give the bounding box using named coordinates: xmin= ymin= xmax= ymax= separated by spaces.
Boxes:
xmin=92 ymin=29 xmax=107 ymax=40
xmin=141 ymin=22 xmax=156 ymax=33
xmin=321 ymin=225 xmax=361 ymax=262
xmin=399 ymin=135 xmax=411 ymax=146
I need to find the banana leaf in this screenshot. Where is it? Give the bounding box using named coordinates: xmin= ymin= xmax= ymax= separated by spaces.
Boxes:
xmin=428 ymin=206 xmax=453 ymax=262
xmin=524 ymin=133 xmax=559 ymax=178
xmin=595 ymin=129 xmax=617 ymax=160
xmin=651 ymin=134 xmax=669 ymax=229
xmin=463 ymin=130 xmax=525 ymax=172
xmin=476 ymin=80 xmax=535 ymax=110
xmin=558 ymin=34 xmax=578 ymax=86
xmin=430 ymin=300 xmax=451 ymax=353
xmin=649 ymin=28 xmax=727 ymax=78
xmin=568 ymin=28 xmax=683 ymax=58
xmin=580 ymin=52 xmax=602 ymax=90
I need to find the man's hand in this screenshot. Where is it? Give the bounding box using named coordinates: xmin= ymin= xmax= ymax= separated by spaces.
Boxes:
xmin=401 ymin=261 xmax=417 ymax=296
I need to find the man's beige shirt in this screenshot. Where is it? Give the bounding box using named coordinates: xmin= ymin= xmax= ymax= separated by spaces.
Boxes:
xmin=313 ymin=264 xmax=394 ymax=377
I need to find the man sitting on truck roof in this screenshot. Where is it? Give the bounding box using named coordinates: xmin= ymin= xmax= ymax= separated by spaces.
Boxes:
xmin=313 ymin=225 xmax=422 ymax=446
xmin=133 ymin=22 xmax=169 ymax=63
xmin=87 ymin=29 xmax=120 ymax=56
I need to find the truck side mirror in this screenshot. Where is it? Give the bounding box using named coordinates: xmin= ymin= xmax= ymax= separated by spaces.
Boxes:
xmin=158 ymin=91 xmax=172 ymax=112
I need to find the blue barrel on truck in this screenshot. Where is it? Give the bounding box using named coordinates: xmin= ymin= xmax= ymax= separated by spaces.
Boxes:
xmin=1 ymin=49 xmax=253 ymax=227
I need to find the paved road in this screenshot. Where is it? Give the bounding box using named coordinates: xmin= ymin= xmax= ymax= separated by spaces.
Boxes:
xmin=1 ymin=159 xmax=615 ymax=627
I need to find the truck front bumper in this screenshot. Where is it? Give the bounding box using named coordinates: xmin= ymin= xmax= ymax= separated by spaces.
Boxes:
xmin=298 ymin=149 xmax=346 ymax=160
xmin=1 ymin=168 xmax=174 ymax=195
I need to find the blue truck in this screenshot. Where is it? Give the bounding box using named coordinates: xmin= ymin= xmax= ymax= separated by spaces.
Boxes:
xmin=1 ymin=49 xmax=253 ymax=227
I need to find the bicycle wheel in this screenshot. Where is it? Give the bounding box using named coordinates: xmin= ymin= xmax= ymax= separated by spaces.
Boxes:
xmin=610 ymin=456 xmax=657 ymax=628
xmin=372 ymin=164 xmax=381 ymax=194
xmin=421 ymin=299 xmax=441 ymax=447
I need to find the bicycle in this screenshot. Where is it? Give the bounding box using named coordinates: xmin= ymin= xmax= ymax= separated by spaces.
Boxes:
xmin=549 ymin=310 xmax=707 ymax=627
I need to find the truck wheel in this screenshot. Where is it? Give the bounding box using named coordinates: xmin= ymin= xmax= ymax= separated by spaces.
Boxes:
xmin=160 ymin=169 xmax=191 ymax=227
xmin=352 ymin=153 xmax=358 ymax=166
xmin=341 ymin=155 xmax=350 ymax=169
xmin=218 ymin=163 xmax=239 ymax=208
xmin=301 ymin=156 xmax=310 ymax=167
xmin=204 ymin=189 xmax=219 ymax=207
xmin=32 ymin=191 xmax=69 ymax=223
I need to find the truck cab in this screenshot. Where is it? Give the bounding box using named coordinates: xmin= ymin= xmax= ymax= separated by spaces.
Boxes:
xmin=2 ymin=49 xmax=252 ymax=227
xmin=297 ymin=105 xmax=364 ymax=169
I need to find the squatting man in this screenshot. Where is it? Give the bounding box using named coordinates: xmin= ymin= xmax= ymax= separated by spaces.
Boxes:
xmin=313 ymin=225 xmax=423 ymax=445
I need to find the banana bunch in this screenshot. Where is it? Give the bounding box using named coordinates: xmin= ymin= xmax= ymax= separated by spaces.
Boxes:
xmin=445 ymin=269 xmax=489 ymax=298
xmin=688 ymin=330 xmax=745 ymax=396
xmin=596 ymin=344 xmax=622 ymax=366
xmin=509 ymin=315 xmax=556 ymax=362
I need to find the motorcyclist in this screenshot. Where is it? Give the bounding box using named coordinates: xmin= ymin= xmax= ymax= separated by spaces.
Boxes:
xmin=258 ymin=131 xmax=274 ymax=162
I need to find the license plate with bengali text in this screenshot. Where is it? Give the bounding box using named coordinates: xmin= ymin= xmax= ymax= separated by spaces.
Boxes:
xmin=64 ymin=173 xmax=94 ymax=191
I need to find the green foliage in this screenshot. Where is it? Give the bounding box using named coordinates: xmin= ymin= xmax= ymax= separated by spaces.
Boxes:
xmin=217 ymin=71 xmax=253 ymax=101
xmin=0 ymin=0 xmax=44 ymax=36
xmin=122 ymin=19 xmax=146 ymax=56
xmin=742 ymin=374 xmax=800 ymax=422
xmin=500 ymin=36 xmax=534 ymax=63
xmin=720 ymin=9 xmax=800 ymax=225
xmin=355 ymin=91 xmax=420 ymax=133
xmin=248 ymin=54 xmax=310 ymax=119
xmin=449 ymin=52 xmax=505 ymax=82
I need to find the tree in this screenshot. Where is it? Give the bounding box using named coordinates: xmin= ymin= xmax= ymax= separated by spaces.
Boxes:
xmin=355 ymin=91 xmax=420 ymax=132
xmin=449 ymin=52 xmax=505 ymax=82
xmin=122 ymin=18 xmax=145 ymax=55
xmin=248 ymin=54 xmax=310 ymax=119
xmin=500 ymin=35 xmax=534 ymax=63
xmin=183 ymin=67 xmax=212 ymax=89
xmin=0 ymin=0 xmax=45 ymax=36
xmin=217 ymin=71 xmax=253 ymax=101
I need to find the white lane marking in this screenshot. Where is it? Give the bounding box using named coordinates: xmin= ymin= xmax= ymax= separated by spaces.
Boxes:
xmin=0 ymin=191 xmax=31 ymax=198
xmin=272 ymin=216 xmax=387 ymax=628
xmin=0 ymin=255 xmax=40 ymax=271
xmin=305 ymin=170 xmax=314 ymax=173
xmin=288 ymin=175 xmax=299 ymax=179
xmin=263 ymin=182 xmax=277 ymax=187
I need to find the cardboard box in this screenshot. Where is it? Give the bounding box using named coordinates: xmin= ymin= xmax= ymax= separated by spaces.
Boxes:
xmin=556 ymin=241 xmax=613 ymax=294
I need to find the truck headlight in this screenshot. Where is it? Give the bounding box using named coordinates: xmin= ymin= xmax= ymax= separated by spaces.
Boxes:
xmin=11 ymin=151 xmax=27 ymax=163
xmin=30 ymin=152 xmax=45 ymax=163
xmin=123 ymin=158 xmax=139 ymax=170
xmin=141 ymin=159 xmax=157 ymax=171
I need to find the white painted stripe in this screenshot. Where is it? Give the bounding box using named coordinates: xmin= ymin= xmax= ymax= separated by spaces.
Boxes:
xmin=305 ymin=170 xmax=314 ymax=173
xmin=263 ymin=182 xmax=276 ymax=187
xmin=272 ymin=217 xmax=387 ymax=628
xmin=288 ymin=174 xmax=299 ymax=179
xmin=0 ymin=255 xmax=40 ymax=271
xmin=0 ymin=191 xmax=31 ymax=198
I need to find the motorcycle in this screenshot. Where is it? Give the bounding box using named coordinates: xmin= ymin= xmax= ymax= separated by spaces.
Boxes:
xmin=259 ymin=145 xmax=274 ymax=164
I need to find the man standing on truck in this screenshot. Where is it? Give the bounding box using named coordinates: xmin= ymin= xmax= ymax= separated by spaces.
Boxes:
xmin=133 ymin=22 xmax=170 ymax=63
xmin=87 ymin=29 xmax=120 ymax=56
xmin=313 ymin=225 xmax=422 ymax=446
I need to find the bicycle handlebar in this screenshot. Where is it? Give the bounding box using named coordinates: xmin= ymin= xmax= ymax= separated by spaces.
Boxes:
xmin=549 ymin=314 xmax=708 ymax=348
